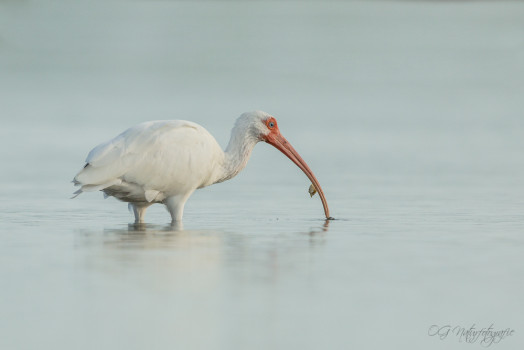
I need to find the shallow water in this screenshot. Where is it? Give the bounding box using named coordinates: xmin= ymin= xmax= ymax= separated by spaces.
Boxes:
xmin=1 ymin=1 xmax=523 ymax=349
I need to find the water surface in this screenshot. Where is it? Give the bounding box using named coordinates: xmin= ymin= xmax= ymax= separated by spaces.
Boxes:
xmin=1 ymin=2 xmax=523 ymax=349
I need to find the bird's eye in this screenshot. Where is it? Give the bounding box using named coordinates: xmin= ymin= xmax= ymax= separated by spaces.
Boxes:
xmin=268 ymin=121 xmax=275 ymax=128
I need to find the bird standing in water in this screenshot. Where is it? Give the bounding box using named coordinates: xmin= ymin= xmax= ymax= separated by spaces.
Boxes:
xmin=73 ymin=111 xmax=330 ymax=224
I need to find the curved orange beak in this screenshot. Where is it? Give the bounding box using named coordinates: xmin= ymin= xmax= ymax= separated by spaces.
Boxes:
xmin=264 ymin=130 xmax=331 ymax=219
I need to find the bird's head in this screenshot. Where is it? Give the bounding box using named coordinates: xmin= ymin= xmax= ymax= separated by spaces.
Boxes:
xmin=236 ymin=111 xmax=331 ymax=219
xmin=235 ymin=110 xmax=276 ymax=140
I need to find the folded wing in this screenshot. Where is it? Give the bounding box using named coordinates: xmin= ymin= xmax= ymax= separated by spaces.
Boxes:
xmin=73 ymin=120 xmax=224 ymax=201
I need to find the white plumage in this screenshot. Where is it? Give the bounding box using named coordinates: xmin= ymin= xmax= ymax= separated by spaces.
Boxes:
xmin=73 ymin=111 xmax=330 ymax=224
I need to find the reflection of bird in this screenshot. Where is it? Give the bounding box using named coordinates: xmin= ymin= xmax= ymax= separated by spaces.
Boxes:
xmin=73 ymin=111 xmax=330 ymax=224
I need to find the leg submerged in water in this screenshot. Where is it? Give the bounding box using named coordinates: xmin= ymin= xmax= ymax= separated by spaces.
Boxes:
xmin=164 ymin=192 xmax=193 ymax=224
xmin=129 ymin=203 xmax=150 ymax=224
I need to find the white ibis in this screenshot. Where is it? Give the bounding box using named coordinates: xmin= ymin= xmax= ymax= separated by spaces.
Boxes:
xmin=73 ymin=111 xmax=330 ymax=224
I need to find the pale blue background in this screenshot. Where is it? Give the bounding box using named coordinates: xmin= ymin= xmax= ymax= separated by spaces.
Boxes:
xmin=1 ymin=1 xmax=523 ymax=349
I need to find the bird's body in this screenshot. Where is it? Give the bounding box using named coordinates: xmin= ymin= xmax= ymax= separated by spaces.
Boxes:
xmin=73 ymin=111 xmax=330 ymax=224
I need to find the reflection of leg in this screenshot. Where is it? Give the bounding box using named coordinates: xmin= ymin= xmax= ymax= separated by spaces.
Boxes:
xmin=131 ymin=203 xmax=149 ymax=223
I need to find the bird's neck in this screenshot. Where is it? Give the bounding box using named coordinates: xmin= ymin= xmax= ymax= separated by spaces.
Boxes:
xmin=216 ymin=126 xmax=259 ymax=183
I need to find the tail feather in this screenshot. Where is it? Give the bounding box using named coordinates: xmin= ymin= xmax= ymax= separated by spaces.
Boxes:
xmin=71 ymin=189 xmax=83 ymax=199
xmin=71 ymin=179 xmax=122 ymax=199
